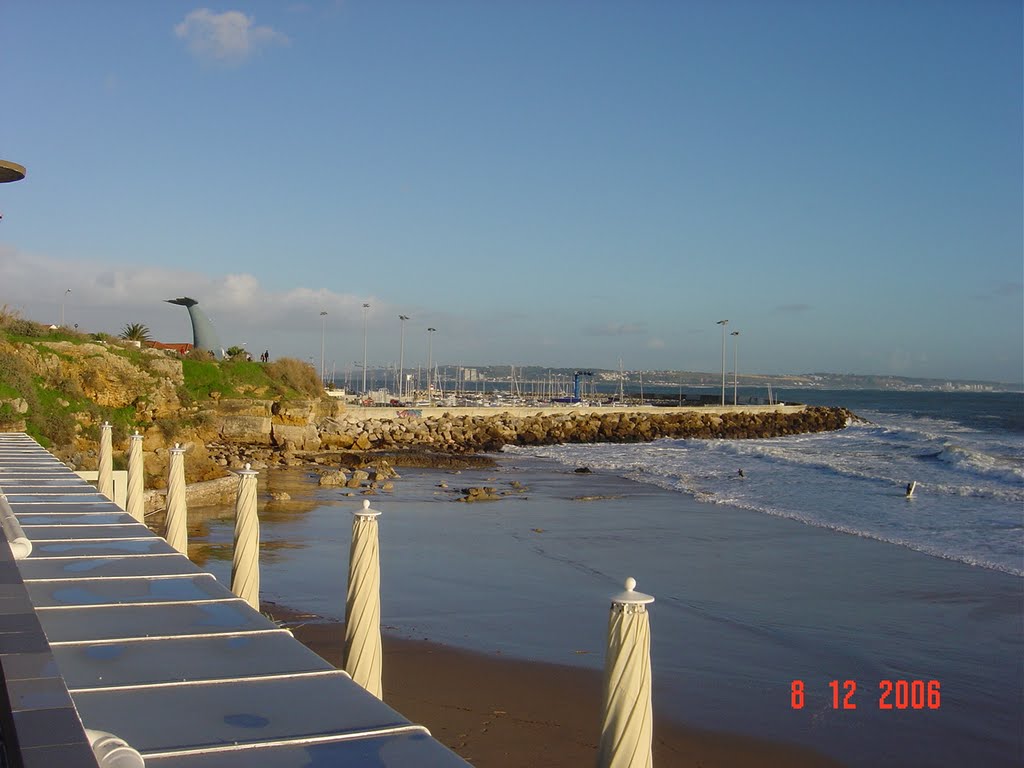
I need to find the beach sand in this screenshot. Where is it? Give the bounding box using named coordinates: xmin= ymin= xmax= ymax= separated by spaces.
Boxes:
xmin=263 ymin=602 xmax=845 ymax=767
xmin=187 ymin=458 xmax=1021 ymax=767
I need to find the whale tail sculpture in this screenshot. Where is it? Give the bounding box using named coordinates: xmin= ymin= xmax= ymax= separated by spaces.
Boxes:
xmin=166 ymin=297 xmax=224 ymax=358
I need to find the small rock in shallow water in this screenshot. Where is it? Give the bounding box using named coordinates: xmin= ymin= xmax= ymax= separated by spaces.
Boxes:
xmin=318 ymin=470 xmax=348 ymax=486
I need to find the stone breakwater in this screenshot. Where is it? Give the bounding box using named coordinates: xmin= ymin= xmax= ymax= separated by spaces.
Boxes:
xmin=207 ymin=405 xmax=855 ymax=469
xmin=322 ymin=405 xmax=854 ymax=452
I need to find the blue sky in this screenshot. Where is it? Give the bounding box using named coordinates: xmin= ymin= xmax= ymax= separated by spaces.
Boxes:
xmin=2 ymin=1 xmax=1021 ymax=383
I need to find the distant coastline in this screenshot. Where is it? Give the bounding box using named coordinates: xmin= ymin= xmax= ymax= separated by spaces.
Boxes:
xmin=336 ymin=365 xmax=1022 ymax=399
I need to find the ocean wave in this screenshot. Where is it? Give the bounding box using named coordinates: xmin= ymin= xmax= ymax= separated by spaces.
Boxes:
xmin=926 ymin=483 xmax=1024 ymax=502
xmin=503 ymin=439 xmax=1024 ymax=578
xmin=677 ymin=430 xmax=1024 ymax=496
xmin=508 ymin=439 xmax=1024 ymax=500
xmin=617 ymin=463 xmax=1024 ymax=577
xmin=860 ymin=410 xmax=979 ymax=437
xmin=630 ymin=471 xmax=1024 ymax=578
xmin=933 ymin=444 xmax=1024 ymax=484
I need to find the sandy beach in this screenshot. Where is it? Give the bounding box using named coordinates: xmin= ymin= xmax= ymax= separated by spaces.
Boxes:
xmin=186 ymin=452 xmax=1023 ymax=767
xmin=262 ymin=601 xmax=845 ymax=767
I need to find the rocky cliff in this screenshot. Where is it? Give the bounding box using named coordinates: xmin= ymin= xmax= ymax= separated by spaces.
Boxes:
xmin=0 ymin=336 xmax=336 ymax=485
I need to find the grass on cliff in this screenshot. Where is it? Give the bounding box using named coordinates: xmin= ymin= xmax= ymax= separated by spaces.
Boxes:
xmin=0 ymin=306 xmax=323 ymax=449
xmin=0 ymin=358 xmax=79 ymax=448
xmin=181 ymin=357 xmax=322 ymax=401
xmin=0 ymin=339 xmax=141 ymax=448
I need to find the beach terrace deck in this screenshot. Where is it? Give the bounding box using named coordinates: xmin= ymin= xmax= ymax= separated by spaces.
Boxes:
xmin=0 ymin=432 xmax=466 ymax=767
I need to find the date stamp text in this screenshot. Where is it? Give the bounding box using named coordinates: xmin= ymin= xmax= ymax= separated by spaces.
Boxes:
xmin=790 ymin=679 xmax=941 ymax=710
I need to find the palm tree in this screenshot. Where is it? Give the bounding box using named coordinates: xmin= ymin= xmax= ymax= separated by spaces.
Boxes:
xmin=120 ymin=323 xmax=151 ymax=342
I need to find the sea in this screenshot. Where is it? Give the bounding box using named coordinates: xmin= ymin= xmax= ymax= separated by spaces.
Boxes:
xmin=191 ymin=390 xmax=1024 ymax=767
xmin=509 ymin=388 xmax=1024 ymax=578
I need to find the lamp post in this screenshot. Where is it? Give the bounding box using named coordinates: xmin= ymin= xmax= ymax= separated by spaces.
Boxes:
xmin=361 ymin=303 xmax=370 ymax=394
xmin=320 ymin=311 xmax=328 ymax=388
xmin=716 ymin=319 xmax=729 ymax=406
xmin=398 ymin=315 xmax=409 ymax=400
xmin=353 ymin=362 xmax=363 ymax=395
xmin=731 ymin=330 xmax=740 ymax=406
xmin=426 ymin=327 xmax=436 ymax=404
xmin=61 ymin=289 xmax=71 ymax=327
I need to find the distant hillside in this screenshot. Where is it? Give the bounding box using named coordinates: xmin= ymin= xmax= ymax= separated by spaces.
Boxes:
xmin=361 ymin=363 xmax=1019 ymax=394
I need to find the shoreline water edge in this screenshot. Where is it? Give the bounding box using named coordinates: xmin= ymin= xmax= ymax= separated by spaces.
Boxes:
xmin=173 ymin=391 xmax=1022 ymax=767
xmin=259 ymin=600 xmax=846 ymax=768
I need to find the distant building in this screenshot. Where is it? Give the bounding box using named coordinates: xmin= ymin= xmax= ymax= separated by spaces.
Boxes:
xmin=146 ymin=341 xmax=193 ymax=355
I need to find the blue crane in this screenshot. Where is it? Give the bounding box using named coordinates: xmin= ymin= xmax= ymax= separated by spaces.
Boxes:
xmin=554 ymin=370 xmax=593 ymax=403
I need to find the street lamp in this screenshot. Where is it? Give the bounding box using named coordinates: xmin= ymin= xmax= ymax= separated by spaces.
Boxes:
xmin=426 ymin=327 xmax=437 ymax=404
xmin=361 ymin=303 xmax=370 ymax=394
xmin=398 ymin=315 xmax=409 ymax=400
xmin=731 ymin=330 xmax=740 ymax=406
xmin=61 ymin=289 xmax=71 ymax=327
xmin=319 ymin=311 xmax=328 ymax=388
xmin=716 ymin=320 xmax=729 ymax=406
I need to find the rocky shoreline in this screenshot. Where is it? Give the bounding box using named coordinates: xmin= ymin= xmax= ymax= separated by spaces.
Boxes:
xmin=11 ymin=339 xmax=856 ymax=488
xmin=193 ymin=405 xmax=856 ymax=483
xmin=207 ymin=404 xmax=855 ymax=467
xmin=134 ymin=405 xmax=855 ymax=511
xmin=3 ymin=338 xmax=856 ymax=493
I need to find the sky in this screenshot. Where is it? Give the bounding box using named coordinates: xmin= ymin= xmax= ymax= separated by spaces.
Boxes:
xmin=1 ymin=1 xmax=1021 ymax=384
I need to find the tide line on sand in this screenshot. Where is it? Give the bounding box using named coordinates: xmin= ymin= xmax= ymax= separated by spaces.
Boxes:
xmin=262 ymin=602 xmax=845 ymax=768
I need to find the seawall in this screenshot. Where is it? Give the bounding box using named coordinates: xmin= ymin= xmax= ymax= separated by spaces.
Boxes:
xmin=208 ymin=404 xmax=855 ymax=466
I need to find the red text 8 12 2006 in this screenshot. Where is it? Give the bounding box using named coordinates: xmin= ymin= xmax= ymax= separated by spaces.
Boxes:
xmin=790 ymin=680 xmax=941 ymax=710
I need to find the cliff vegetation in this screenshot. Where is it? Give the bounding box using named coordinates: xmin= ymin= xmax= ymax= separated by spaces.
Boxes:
xmin=0 ymin=306 xmax=327 ymax=484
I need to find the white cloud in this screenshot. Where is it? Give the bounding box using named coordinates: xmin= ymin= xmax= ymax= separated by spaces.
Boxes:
xmin=0 ymin=245 xmax=373 ymax=353
xmin=174 ymin=9 xmax=289 ymax=65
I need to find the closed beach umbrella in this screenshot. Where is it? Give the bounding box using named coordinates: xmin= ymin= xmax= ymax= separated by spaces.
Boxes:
xmin=97 ymin=421 xmax=114 ymax=502
xmin=230 ymin=464 xmax=260 ymax=610
xmin=343 ymin=499 xmax=382 ymax=699
xmin=164 ymin=443 xmax=188 ymax=556
xmin=125 ymin=431 xmax=145 ymax=523
xmin=598 ymin=577 xmax=655 ymax=768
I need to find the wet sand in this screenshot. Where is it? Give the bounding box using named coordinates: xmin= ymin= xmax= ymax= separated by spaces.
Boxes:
xmin=188 ymin=460 xmax=1023 ymax=767
xmin=263 ymin=602 xmax=845 ymax=767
